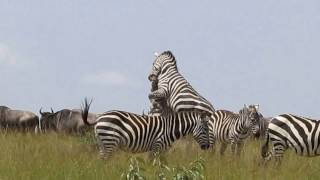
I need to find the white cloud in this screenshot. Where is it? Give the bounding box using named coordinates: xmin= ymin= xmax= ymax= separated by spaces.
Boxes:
xmin=0 ymin=43 xmax=17 ymax=65
xmin=83 ymin=71 xmax=130 ymax=86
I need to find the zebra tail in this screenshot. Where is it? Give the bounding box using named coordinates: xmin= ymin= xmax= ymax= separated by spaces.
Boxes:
xmin=261 ymin=131 xmax=269 ymax=158
xmin=81 ymin=98 xmax=95 ymax=126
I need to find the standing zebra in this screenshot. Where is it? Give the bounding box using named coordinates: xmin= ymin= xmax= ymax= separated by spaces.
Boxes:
xmin=261 ymin=114 xmax=320 ymax=164
xmin=251 ymin=113 xmax=272 ymax=139
xmin=209 ymin=105 xmax=260 ymax=155
xmin=81 ymin=99 xmax=210 ymax=159
xmin=148 ymin=51 xmax=215 ymax=116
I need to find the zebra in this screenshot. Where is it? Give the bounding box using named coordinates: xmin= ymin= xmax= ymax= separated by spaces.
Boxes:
xmin=81 ymin=99 xmax=210 ymax=159
xmin=251 ymin=113 xmax=272 ymax=139
xmin=261 ymin=114 xmax=320 ymax=164
xmin=148 ymin=50 xmax=215 ymax=116
xmin=209 ymin=105 xmax=260 ymax=155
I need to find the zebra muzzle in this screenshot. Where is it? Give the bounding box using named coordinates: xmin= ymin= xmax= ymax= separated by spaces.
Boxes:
xmin=148 ymin=74 xmax=157 ymax=81
xmin=201 ymin=144 xmax=210 ymax=150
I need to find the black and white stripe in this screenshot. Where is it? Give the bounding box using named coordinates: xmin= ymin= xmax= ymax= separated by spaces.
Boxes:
xmin=261 ymin=114 xmax=320 ymax=163
xmin=251 ymin=113 xmax=271 ymax=139
xmin=148 ymin=51 xmax=215 ymax=115
xmin=209 ymin=105 xmax=260 ymax=155
xmin=81 ymin=99 xmax=210 ymax=158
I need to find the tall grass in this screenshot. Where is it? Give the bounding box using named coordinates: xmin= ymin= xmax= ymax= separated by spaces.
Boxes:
xmin=0 ymin=132 xmax=319 ymax=180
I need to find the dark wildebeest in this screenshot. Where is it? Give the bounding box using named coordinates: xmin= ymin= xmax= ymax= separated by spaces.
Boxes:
xmin=39 ymin=108 xmax=98 ymax=134
xmin=0 ymin=106 xmax=39 ymax=132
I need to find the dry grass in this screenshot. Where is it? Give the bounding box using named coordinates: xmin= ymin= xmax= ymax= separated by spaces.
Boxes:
xmin=0 ymin=132 xmax=319 ymax=180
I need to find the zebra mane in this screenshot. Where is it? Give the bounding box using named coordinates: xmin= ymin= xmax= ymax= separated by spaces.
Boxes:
xmin=159 ymin=50 xmax=178 ymax=71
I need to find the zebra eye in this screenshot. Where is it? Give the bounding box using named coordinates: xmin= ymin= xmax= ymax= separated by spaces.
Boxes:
xmin=153 ymin=65 xmax=161 ymax=72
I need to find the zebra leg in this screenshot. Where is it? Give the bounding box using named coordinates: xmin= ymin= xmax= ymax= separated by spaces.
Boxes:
xmin=230 ymin=136 xmax=242 ymax=156
xmin=149 ymin=150 xmax=168 ymax=165
xmin=149 ymin=140 xmax=167 ymax=162
xmin=96 ymin=135 xmax=107 ymax=159
xmin=219 ymin=143 xmax=228 ymax=156
xmin=148 ymin=88 xmax=167 ymax=100
xmin=96 ymin=135 xmax=118 ymax=159
xmin=208 ymin=125 xmax=216 ymax=152
xmin=236 ymin=142 xmax=243 ymax=156
xmin=231 ymin=140 xmax=236 ymax=155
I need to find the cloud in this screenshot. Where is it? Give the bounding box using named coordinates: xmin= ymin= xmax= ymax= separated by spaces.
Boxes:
xmin=83 ymin=71 xmax=130 ymax=86
xmin=0 ymin=43 xmax=17 ymax=65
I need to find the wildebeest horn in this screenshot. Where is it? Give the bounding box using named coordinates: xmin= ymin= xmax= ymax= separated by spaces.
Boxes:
xmin=51 ymin=108 xmax=54 ymax=113
xmin=39 ymin=107 xmax=44 ymax=116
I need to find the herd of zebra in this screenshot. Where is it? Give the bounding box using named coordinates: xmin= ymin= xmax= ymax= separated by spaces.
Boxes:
xmin=2 ymin=50 xmax=320 ymax=165
xmin=82 ymin=50 xmax=320 ymax=164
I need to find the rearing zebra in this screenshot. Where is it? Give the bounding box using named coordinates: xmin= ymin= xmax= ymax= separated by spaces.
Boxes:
xmin=209 ymin=105 xmax=260 ymax=155
xmin=81 ymin=99 xmax=210 ymax=159
xmin=148 ymin=51 xmax=215 ymax=116
xmin=261 ymin=114 xmax=320 ymax=164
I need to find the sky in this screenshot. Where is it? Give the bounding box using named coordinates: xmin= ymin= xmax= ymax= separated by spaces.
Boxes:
xmin=0 ymin=0 xmax=319 ymax=118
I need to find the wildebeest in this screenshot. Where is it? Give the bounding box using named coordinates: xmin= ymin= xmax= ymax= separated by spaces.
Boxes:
xmin=39 ymin=108 xmax=98 ymax=134
xmin=0 ymin=106 xmax=39 ymax=132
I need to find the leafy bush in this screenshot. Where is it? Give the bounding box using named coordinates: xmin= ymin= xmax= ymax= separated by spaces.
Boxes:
xmin=121 ymin=153 xmax=206 ymax=180
xmin=152 ymin=152 xmax=171 ymax=179
xmin=121 ymin=156 xmax=146 ymax=180
xmin=172 ymin=157 xmax=206 ymax=180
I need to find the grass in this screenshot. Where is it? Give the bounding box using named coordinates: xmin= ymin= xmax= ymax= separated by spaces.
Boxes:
xmin=0 ymin=132 xmax=320 ymax=180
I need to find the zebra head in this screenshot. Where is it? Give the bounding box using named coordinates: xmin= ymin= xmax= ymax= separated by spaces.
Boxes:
xmin=148 ymin=50 xmax=177 ymax=81
xmin=251 ymin=112 xmax=264 ymax=137
xmin=192 ymin=113 xmax=210 ymax=150
xmin=239 ymin=104 xmax=260 ymax=130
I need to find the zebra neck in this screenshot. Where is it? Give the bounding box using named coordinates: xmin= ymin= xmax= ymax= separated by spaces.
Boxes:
xmin=159 ymin=68 xmax=179 ymax=79
xmin=238 ymin=116 xmax=251 ymax=132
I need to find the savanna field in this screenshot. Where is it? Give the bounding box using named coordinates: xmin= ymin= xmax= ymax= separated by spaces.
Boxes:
xmin=1 ymin=132 xmax=320 ymax=180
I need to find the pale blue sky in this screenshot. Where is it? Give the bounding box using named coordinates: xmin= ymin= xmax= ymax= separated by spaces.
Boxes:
xmin=0 ymin=0 xmax=319 ymax=117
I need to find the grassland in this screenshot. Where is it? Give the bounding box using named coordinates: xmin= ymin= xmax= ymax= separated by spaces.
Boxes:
xmin=0 ymin=132 xmax=319 ymax=180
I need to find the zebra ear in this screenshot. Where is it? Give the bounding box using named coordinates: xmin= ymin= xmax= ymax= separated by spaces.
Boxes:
xmin=154 ymin=52 xmax=159 ymax=57
xmin=255 ymin=104 xmax=260 ymax=110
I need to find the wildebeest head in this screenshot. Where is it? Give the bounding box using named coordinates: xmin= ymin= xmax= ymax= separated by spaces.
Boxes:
xmin=0 ymin=106 xmax=10 ymax=120
xmin=39 ymin=108 xmax=58 ymax=131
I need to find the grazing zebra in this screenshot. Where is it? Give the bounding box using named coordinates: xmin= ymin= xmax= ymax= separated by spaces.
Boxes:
xmin=261 ymin=114 xmax=320 ymax=164
xmin=148 ymin=51 xmax=215 ymax=116
xmin=81 ymin=99 xmax=210 ymax=159
xmin=209 ymin=105 xmax=260 ymax=155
